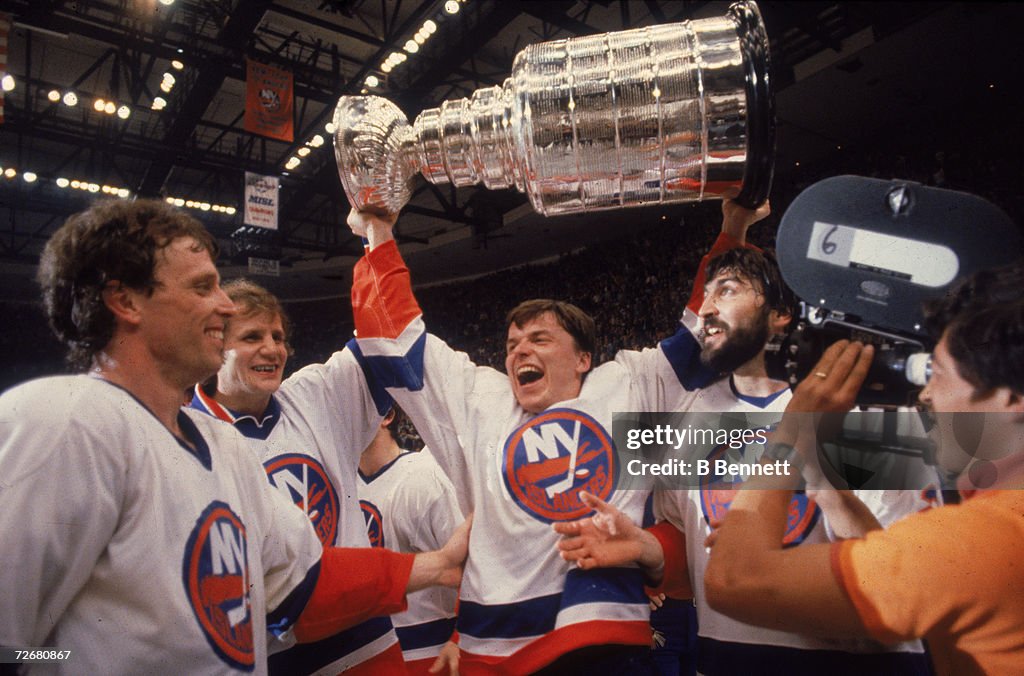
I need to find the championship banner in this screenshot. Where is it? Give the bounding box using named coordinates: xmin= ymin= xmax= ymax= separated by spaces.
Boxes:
xmin=244 ymin=58 xmax=293 ymax=142
xmin=0 ymin=13 xmax=10 ymax=125
xmin=244 ymin=172 xmax=279 ymax=230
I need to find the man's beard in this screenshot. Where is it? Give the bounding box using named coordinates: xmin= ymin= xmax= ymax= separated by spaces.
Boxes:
xmin=700 ymin=311 xmax=770 ymax=373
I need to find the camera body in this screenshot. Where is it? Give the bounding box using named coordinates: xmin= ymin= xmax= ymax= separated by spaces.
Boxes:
xmin=769 ymin=176 xmax=1021 ymax=407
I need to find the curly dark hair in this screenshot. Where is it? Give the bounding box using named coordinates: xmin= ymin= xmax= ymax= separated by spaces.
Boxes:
xmin=506 ymin=299 xmax=597 ymax=368
xmin=705 ymin=247 xmax=797 ymax=325
xmin=924 ymin=258 xmax=1024 ymax=396
xmin=37 ymin=199 xmax=218 ymax=370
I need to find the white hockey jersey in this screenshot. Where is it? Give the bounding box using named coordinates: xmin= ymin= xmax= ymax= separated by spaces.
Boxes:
xmin=0 ymin=375 xmax=323 ymax=675
xmin=358 ymin=450 xmax=462 ymax=669
xmin=190 ymin=345 xmax=403 ymax=674
xmin=350 ymin=239 xmax=723 ymax=673
xmin=658 ymin=374 xmax=941 ymax=674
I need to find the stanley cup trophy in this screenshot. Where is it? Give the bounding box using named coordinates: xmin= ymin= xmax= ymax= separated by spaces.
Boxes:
xmin=334 ymin=0 xmax=773 ymax=217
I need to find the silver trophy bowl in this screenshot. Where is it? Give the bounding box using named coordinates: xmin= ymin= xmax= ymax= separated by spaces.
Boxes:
xmin=334 ymin=0 xmax=774 ymax=217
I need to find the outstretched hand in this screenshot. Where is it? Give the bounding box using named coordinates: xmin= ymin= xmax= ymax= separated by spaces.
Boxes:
xmin=552 ymin=491 xmax=662 ymax=575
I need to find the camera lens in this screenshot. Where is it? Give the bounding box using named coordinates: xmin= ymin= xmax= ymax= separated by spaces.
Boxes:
xmin=905 ymin=353 xmax=932 ymax=387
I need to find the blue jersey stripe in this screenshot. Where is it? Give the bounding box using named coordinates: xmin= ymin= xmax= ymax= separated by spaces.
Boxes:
xmin=346 ymin=338 xmax=395 ymax=415
xmin=396 ymin=616 xmax=458 ymax=651
xmin=659 ymin=327 xmax=717 ymax=391
xmin=349 ymin=332 xmax=427 ymax=394
xmin=458 ymin=568 xmax=647 ymax=639
xmin=268 ymin=615 xmax=394 ymax=675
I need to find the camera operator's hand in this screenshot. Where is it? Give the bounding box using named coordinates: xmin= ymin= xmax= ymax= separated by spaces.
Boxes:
xmin=787 ymin=340 xmax=874 ymax=414
xmin=721 ymin=188 xmax=771 ymax=245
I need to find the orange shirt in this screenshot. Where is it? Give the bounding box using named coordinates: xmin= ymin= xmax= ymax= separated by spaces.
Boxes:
xmin=832 ymin=490 xmax=1024 ymax=675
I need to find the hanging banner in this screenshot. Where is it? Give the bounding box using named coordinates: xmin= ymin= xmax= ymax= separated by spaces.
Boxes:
xmin=248 ymin=257 xmax=280 ymax=277
xmin=244 ymin=172 xmax=279 ymax=230
xmin=244 ymin=58 xmax=293 ymax=142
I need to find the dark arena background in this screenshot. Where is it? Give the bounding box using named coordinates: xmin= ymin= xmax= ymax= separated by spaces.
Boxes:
xmin=1 ymin=0 xmax=1022 ymax=394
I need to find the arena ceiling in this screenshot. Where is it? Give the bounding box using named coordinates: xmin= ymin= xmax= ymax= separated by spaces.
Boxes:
xmin=0 ymin=0 xmax=1020 ymax=302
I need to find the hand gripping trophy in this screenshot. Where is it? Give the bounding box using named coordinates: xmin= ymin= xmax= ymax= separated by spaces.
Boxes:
xmin=334 ymin=1 xmax=774 ymax=217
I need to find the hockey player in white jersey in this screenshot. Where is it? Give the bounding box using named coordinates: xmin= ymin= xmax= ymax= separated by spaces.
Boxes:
xmin=0 ymin=200 xmax=467 ymax=674
xmin=555 ymin=206 xmax=939 ymax=674
xmin=188 ymin=278 xmax=411 ymax=675
xmin=343 ymin=199 xmax=777 ymax=673
xmin=358 ymin=408 xmax=463 ymax=674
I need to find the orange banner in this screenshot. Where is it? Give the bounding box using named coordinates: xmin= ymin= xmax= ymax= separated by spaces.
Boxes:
xmin=244 ymin=58 xmax=293 ymax=142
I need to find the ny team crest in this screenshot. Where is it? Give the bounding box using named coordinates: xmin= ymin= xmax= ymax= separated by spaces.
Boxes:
xmin=263 ymin=454 xmax=340 ymax=546
xmin=183 ymin=501 xmax=255 ymax=671
xmin=360 ymin=499 xmax=386 ymax=548
xmin=502 ymin=409 xmax=617 ymax=523
xmin=699 ymin=441 xmax=819 ymax=547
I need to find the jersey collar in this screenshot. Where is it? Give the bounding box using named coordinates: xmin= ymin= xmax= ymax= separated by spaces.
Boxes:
xmin=189 ymin=384 xmax=282 ymax=440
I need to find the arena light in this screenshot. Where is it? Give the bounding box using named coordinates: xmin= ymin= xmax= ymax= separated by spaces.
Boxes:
xmin=3 ymin=168 xmax=15 ymax=178
xmin=56 ymin=177 xmax=70 ymax=188
xmin=117 ymin=188 xmax=130 ymax=198
xmin=297 ymin=147 xmax=310 ymax=157
xmin=158 ymin=0 xmax=175 ymax=5
xmin=70 ymin=179 xmax=80 ymax=188
xmin=285 ymin=157 xmax=301 ymax=170
xmin=173 ymin=198 xmax=184 ymax=207
xmin=151 ymin=97 xmax=167 ymax=110
xmin=2 ymin=75 xmax=16 ymax=92
xmin=23 ymin=171 xmax=37 ymax=183
xmin=404 ymin=40 xmax=419 ymax=54
xmin=94 ymin=98 xmax=106 ymax=112
xmin=62 ymin=91 xmax=78 ymax=106
xmin=226 ymin=206 xmax=236 ymax=215
xmin=87 ymin=183 xmax=100 ymax=192
xmin=117 ymin=105 xmax=131 ymax=119
xmin=445 ymin=1 xmax=460 ymax=15
xmin=47 ymin=89 xmax=61 ymax=102
xmin=325 ymin=122 xmax=337 ymax=134
xmin=423 ymin=20 xmax=437 ymax=34
xmin=159 ymin=80 xmax=172 ymax=93
xmin=310 ymin=134 xmax=324 ymax=147
xmin=414 ymin=31 xmax=426 ymax=45
xmin=104 ymin=101 xmax=115 ymax=115
xmin=381 ymin=62 xmax=393 ymax=74
xmin=171 ymin=59 xmax=184 ymax=70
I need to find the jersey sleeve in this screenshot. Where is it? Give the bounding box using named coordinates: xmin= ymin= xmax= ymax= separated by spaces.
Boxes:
xmin=830 ymin=495 xmax=1022 ymax=645
xmin=351 ymin=240 xmax=508 ymax=513
xmin=0 ymin=385 xmax=126 ymax=648
xmin=278 ymin=344 xmax=390 ymax=463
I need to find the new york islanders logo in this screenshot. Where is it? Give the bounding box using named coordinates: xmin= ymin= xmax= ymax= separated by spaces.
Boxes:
xmin=700 ymin=442 xmax=820 ymax=547
xmin=183 ymin=501 xmax=254 ymax=671
xmin=503 ymin=409 xmax=617 ymax=523
xmin=263 ymin=454 xmax=339 ymax=546
xmin=360 ymin=499 xmax=386 ymax=548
